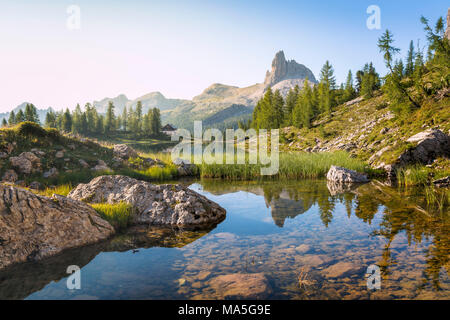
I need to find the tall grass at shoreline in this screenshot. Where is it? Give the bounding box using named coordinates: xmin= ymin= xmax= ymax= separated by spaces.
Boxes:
xmin=396 ymin=164 xmax=450 ymax=187
xmin=199 ymin=151 xmax=371 ymax=180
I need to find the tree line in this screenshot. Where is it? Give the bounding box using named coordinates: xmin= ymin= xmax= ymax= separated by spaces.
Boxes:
xmin=2 ymin=103 xmax=40 ymax=127
xmin=251 ymin=14 xmax=449 ymax=131
xmin=251 ymin=60 xmax=380 ymax=130
xmin=3 ymin=101 xmax=163 ymax=137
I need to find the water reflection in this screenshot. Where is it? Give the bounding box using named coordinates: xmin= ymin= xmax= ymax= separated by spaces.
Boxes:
xmin=0 ymin=179 xmax=448 ymax=300
xmin=199 ymin=179 xmax=449 ymax=291
xmin=0 ymin=225 xmax=218 ymax=300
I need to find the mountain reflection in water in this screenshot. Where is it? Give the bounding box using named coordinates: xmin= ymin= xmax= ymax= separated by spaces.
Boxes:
xmin=0 ymin=179 xmax=448 ymax=300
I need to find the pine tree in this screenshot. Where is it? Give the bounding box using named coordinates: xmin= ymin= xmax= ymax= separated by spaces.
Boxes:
xmin=393 ymin=59 xmax=404 ymax=79
xmin=15 ymin=110 xmax=25 ymax=123
xmin=85 ymin=103 xmax=95 ymax=133
xmin=405 ymin=40 xmax=415 ymax=76
xmin=8 ymin=111 xmax=16 ymax=125
xmin=272 ymin=90 xmax=284 ymax=129
xmin=318 ymin=61 xmax=336 ymax=114
xmin=360 ymin=63 xmax=380 ymax=98
xmin=105 ymin=101 xmax=116 ymax=133
xmin=72 ymin=104 xmax=82 ymax=133
xmin=122 ymin=106 xmax=128 ymax=131
xmin=80 ymin=112 xmax=88 ymax=134
xmin=283 ymin=85 xmax=299 ymax=126
xmin=62 ymin=108 xmax=72 ymax=132
xmin=135 ymin=101 xmax=143 ymax=133
xmin=1 ymin=119 xmax=7 ymax=127
xmin=24 ymin=104 xmax=40 ymax=123
xmin=45 ymin=111 xmax=57 ymax=128
xmin=343 ymin=70 xmax=356 ymax=102
xmin=378 ymin=29 xmax=420 ymax=110
xmin=151 ymin=108 xmax=161 ymax=134
xmin=292 ymin=78 xmax=313 ymax=128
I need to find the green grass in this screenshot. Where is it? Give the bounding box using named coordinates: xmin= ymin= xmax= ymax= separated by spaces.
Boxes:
xmin=396 ymin=164 xmax=450 ymax=187
xmin=91 ymin=202 xmax=134 ymax=231
xmin=396 ymin=165 xmax=431 ymax=187
xmin=37 ymin=184 xmax=73 ymax=197
xmin=199 ymin=151 xmax=372 ymax=180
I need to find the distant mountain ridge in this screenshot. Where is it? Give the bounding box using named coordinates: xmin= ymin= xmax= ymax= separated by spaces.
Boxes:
xmin=0 ymin=103 xmax=53 ymax=125
xmin=2 ymin=50 xmax=316 ymax=129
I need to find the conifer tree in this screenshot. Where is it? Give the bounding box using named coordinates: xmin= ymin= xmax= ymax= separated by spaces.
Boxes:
xmin=405 ymin=40 xmax=415 ymax=76
xmin=15 ymin=109 xmax=25 ymax=123
xmin=62 ymin=108 xmax=72 ymax=132
xmin=8 ymin=111 xmax=16 ymax=125
xmin=105 ymin=101 xmax=116 ymax=133
xmin=283 ymin=85 xmax=299 ymax=126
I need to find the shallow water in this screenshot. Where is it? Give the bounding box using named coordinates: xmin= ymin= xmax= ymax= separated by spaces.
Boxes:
xmin=0 ymin=179 xmax=448 ymax=300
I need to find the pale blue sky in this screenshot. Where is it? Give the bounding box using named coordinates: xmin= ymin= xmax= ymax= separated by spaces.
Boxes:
xmin=0 ymin=0 xmax=448 ymax=112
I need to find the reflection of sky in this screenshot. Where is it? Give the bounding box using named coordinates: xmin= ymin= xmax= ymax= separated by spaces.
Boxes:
xmin=24 ymin=181 xmax=439 ymax=300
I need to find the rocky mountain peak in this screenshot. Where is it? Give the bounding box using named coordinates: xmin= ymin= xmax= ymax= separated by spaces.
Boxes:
xmin=264 ymin=50 xmax=317 ymax=87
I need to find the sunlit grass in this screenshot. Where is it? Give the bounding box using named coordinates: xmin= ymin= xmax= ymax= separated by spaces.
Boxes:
xmin=90 ymin=202 xmax=134 ymax=231
xmin=199 ymin=151 xmax=372 ymax=180
xmin=35 ymin=184 xmax=73 ymax=197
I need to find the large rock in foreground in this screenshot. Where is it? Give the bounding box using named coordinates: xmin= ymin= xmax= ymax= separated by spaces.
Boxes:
xmin=68 ymin=175 xmax=226 ymax=226
xmin=0 ymin=185 xmax=114 ymax=270
xmin=326 ymin=166 xmax=369 ymax=183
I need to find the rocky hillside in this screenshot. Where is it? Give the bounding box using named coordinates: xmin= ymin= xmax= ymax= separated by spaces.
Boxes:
xmin=281 ymin=92 xmax=450 ymax=173
xmin=0 ymin=122 xmax=196 ymax=190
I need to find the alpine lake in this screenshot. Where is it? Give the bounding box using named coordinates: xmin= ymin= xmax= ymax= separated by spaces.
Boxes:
xmin=0 ymin=179 xmax=448 ymax=300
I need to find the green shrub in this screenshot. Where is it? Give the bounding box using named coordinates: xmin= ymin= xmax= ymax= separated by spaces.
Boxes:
xmin=16 ymin=122 xmax=47 ymax=138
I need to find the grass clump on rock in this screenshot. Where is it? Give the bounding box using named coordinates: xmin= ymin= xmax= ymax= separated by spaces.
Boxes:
xmin=90 ymin=202 xmax=134 ymax=231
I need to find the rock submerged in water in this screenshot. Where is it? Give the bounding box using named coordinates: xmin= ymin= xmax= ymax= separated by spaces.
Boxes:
xmin=0 ymin=184 xmax=114 ymax=270
xmin=209 ymin=273 xmax=272 ymax=299
xmin=68 ymin=175 xmax=226 ymax=227
xmin=326 ymin=166 xmax=369 ymax=183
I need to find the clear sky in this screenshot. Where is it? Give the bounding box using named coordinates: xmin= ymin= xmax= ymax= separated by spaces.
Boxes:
xmin=0 ymin=0 xmax=448 ymax=112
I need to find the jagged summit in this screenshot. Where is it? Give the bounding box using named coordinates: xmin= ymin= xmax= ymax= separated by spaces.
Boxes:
xmin=264 ymin=50 xmax=317 ymax=87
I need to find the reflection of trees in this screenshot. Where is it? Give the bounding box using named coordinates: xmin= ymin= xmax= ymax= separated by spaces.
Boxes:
xmin=354 ymin=193 xmax=379 ymax=224
xmin=363 ymin=182 xmax=450 ymax=290
xmin=199 ymin=178 xmax=449 ymax=289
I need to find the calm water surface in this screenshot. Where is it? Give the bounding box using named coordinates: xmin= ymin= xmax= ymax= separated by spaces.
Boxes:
xmin=0 ymin=179 xmax=448 ymax=300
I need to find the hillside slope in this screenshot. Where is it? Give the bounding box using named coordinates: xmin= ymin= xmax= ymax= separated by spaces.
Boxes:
xmin=281 ymin=93 xmax=450 ymax=169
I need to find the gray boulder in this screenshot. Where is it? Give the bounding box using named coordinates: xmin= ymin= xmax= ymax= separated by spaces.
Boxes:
xmin=9 ymin=152 xmax=41 ymax=174
xmin=113 ymin=144 xmax=138 ymax=160
xmin=67 ymin=175 xmax=226 ymax=227
xmin=173 ymin=158 xmax=196 ymax=176
xmin=399 ymin=129 xmax=450 ymax=165
xmin=1 ymin=170 xmax=18 ymax=183
xmin=43 ymin=167 xmax=58 ymax=179
xmin=326 ymin=165 xmax=369 ymax=183
xmin=91 ymin=160 xmax=111 ymax=172
xmin=433 ymin=176 xmax=449 ymax=188
xmin=0 ymin=185 xmax=114 ymax=270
